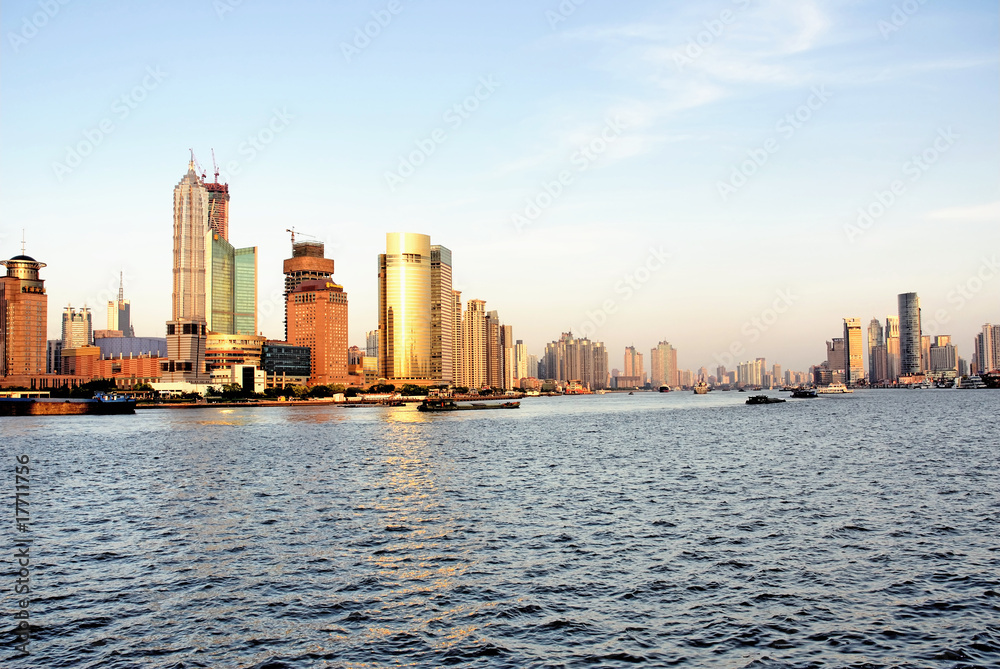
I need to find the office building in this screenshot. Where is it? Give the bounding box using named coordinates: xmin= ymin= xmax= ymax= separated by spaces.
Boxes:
xmin=0 ymin=252 xmax=48 ymax=379
xmin=885 ymin=315 xmax=900 ymax=382
xmin=378 ymin=233 xmax=433 ymax=384
xmin=898 ymin=292 xmax=922 ymax=376
xmin=205 ymin=333 xmax=267 ymax=371
xmin=451 ymin=290 xmax=463 ymax=387
xmin=867 ymin=317 xmax=883 ymax=382
xmin=843 ymin=317 xmax=864 ymax=385
xmin=650 ymin=341 xmax=678 ymax=388
xmin=262 ymin=341 xmax=311 ymax=388
xmin=430 ymin=245 xmax=454 ymax=385
xmin=287 ymin=279 xmax=349 ymax=386
xmin=207 ymin=232 xmax=257 ymax=335
xmin=461 ymin=299 xmax=487 ymax=389
xmin=62 ymin=306 xmax=92 ymax=349
xmin=283 ymin=240 xmax=336 ymax=340
xmin=826 ymin=338 xmax=846 ymax=379
xmin=624 ymin=346 xmax=644 ymax=384
xmin=514 ymin=340 xmax=528 ymax=380
xmin=163 ymin=161 xmax=211 ymax=384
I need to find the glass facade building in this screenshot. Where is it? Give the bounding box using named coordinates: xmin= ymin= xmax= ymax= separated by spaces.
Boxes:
xmin=207 ymin=232 xmax=257 ymax=336
xmin=378 ymin=233 xmax=432 ymax=382
xmin=897 ymin=292 xmax=922 ymax=376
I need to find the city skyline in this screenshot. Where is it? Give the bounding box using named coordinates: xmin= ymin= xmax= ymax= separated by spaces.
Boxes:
xmin=1 ymin=1 xmax=997 ymax=373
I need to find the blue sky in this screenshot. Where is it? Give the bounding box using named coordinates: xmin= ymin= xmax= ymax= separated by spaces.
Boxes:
xmin=2 ymin=0 xmax=997 ymax=374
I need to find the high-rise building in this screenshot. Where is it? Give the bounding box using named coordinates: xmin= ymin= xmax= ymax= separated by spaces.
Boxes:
xmin=885 ymin=315 xmax=900 ymax=382
xmin=920 ymin=335 xmax=931 ymax=374
xmin=204 ymin=180 xmax=230 ymax=239
xmin=164 ymin=161 xmax=211 ymax=384
xmin=430 ymin=246 xmax=454 ymax=385
xmin=527 ymin=354 xmax=539 ymax=379
xmin=0 ymin=252 xmax=47 ymax=379
xmin=286 ymin=279 xmax=349 ymax=386
xmin=897 ymin=292 xmax=922 ymax=376
xmin=47 ymin=339 xmax=62 ymax=374
xmin=365 ymin=330 xmax=379 ymax=359
xmin=514 ymin=339 xmax=528 ymax=380
xmin=974 ymin=323 xmax=1000 ymax=373
xmin=650 ymin=341 xmax=678 ymax=388
xmin=826 ymin=338 xmax=846 ymax=376
xmin=461 ymin=299 xmax=486 ymax=389
xmin=207 ymin=231 xmax=257 ymax=335
xmin=485 ymin=310 xmax=501 ymax=388
xmin=500 ymin=324 xmax=515 ymax=390
xmin=451 ymin=290 xmax=463 ymax=387
xmin=867 ymin=318 xmax=883 ymax=382
xmin=283 ymin=240 xmax=336 ymax=340
xmin=107 ymin=271 xmax=133 ymax=337
xmin=62 ymin=306 xmax=92 ymax=348
xmin=624 ymin=346 xmax=644 ymax=381
xmin=928 ymin=337 xmax=957 ymax=374
xmin=378 ymin=233 xmax=434 ymax=384
xmin=843 ymin=317 xmax=864 ymax=385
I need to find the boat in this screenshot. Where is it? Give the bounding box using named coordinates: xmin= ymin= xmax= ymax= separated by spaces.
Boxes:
xmin=628 ymin=391 xmax=634 ymax=395
xmin=416 ymin=398 xmax=520 ymax=412
xmin=816 ymin=382 xmax=853 ymax=394
xmin=658 ymin=385 xmax=670 ymax=393
xmin=791 ymin=388 xmax=818 ymax=399
xmin=0 ymin=391 xmax=136 ymax=417
xmin=746 ymin=395 xmax=786 ymax=405
xmin=956 ymin=375 xmax=987 ymax=389
xmin=692 ymin=381 xmax=709 ymax=395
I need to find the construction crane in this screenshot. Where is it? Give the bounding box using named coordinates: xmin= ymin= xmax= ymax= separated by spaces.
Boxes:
xmin=189 ymin=148 xmax=206 ymax=180
xmin=286 ymin=227 xmax=316 ymax=245
xmin=211 ymin=148 xmax=220 ymax=183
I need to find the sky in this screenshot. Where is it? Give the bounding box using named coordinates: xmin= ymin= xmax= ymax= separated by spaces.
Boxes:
xmin=2 ymin=0 xmax=997 ymax=374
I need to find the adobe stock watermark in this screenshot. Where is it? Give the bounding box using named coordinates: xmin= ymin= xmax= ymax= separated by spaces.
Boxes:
xmin=717 ymin=85 xmax=832 ymax=202
xmin=341 ymin=0 xmax=405 ymax=63
xmin=712 ymin=287 xmax=797 ymax=369
xmin=878 ymin=0 xmax=930 ymax=40
xmin=383 ymin=76 xmax=500 ymax=192
xmin=51 ymin=66 xmax=167 ymax=182
xmin=576 ymin=246 xmax=671 ymax=340
xmin=546 ymin=0 xmax=587 ymax=30
xmin=213 ymin=0 xmax=243 ymax=20
xmin=7 ymin=0 xmax=71 ymax=53
xmin=512 ymin=115 xmax=627 ymax=232
xmin=217 ymin=108 xmax=294 ymax=181
xmin=674 ymin=0 xmax=752 ymax=71
xmin=843 ymin=127 xmax=958 ymax=243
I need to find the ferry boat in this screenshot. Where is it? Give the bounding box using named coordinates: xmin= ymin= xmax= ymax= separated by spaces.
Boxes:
xmin=658 ymin=385 xmax=671 ymax=393
xmin=816 ymin=383 xmax=853 ymax=394
xmin=957 ymin=375 xmax=987 ymax=389
xmin=692 ymin=381 xmax=709 ymax=395
xmin=791 ymin=388 xmax=818 ymax=399
xmin=746 ymin=395 xmax=785 ymax=405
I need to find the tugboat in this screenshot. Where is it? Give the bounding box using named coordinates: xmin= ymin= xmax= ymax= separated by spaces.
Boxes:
xmin=746 ymin=395 xmax=786 ymax=405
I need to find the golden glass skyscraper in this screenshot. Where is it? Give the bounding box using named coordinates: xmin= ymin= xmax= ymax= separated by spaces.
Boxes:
xmin=378 ymin=232 xmax=433 ymax=383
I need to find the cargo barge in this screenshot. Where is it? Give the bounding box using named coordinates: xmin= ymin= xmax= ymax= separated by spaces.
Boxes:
xmin=0 ymin=392 xmax=136 ymax=416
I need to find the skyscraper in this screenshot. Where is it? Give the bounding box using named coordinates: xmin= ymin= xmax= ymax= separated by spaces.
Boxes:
xmin=0 ymin=251 xmax=47 ymax=379
xmin=164 ymin=161 xmax=211 ymax=384
xmin=843 ymin=317 xmax=864 ymax=385
xmin=885 ymin=315 xmax=900 ymax=382
xmin=485 ymin=310 xmax=501 ymax=388
xmin=286 ymin=279 xmax=349 ymax=385
xmin=207 ymin=232 xmax=257 ymax=336
xmin=430 ymin=245 xmax=454 ymax=385
xmin=650 ymin=341 xmax=678 ymax=388
xmin=378 ymin=233 xmax=433 ymax=384
xmin=204 ymin=180 xmax=229 ymax=239
xmin=897 ymin=292 xmax=922 ymax=376
xmin=283 ymin=240 xmax=336 ymax=340
xmin=451 ymin=290 xmax=463 ymax=387
xmin=62 ymin=306 xmax=92 ymax=348
xmin=461 ymin=299 xmax=486 ymax=389
xmin=500 ymin=324 xmax=515 ymax=390
xmin=107 ymin=271 xmax=133 ymax=336
xmin=974 ymin=323 xmax=999 ymax=373
xmin=867 ymin=318 xmax=883 ymax=382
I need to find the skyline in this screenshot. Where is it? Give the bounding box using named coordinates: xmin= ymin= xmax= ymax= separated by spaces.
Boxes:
xmin=2 ymin=0 xmax=998 ymax=372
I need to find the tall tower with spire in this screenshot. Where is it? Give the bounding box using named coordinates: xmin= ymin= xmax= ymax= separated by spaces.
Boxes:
xmin=107 ymin=271 xmax=134 ymax=336
xmin=163 ymin=159 xmax=211 ymax=384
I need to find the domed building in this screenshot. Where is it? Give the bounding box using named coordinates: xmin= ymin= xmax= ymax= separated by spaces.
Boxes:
xmin=1 ymin=252 xmax=48 ymax=381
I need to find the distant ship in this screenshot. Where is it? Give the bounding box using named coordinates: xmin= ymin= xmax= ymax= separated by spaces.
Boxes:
xmin=692 ymin=381 xmax=709 ymax=395
xmin=817 ymin=383 xmax=853 ymax=394
xmin=658 ymin=385 xmax=670 ymax=393
xmin=0 ymin=391 xmax=136 ymax=416
xmin=956 ymin=375 xmax=987 ymax=389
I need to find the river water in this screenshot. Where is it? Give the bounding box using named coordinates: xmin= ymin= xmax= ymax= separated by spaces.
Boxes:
xmin=3 ymin=390 xmax=999 ymax=668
